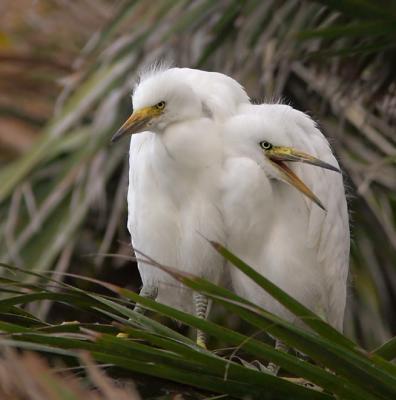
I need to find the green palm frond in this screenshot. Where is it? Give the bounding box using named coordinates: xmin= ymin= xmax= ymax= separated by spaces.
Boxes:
xmin=0 ymin=252 xmax=395 ymax=399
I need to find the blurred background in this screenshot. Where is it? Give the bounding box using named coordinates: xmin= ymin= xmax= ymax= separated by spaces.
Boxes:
xmin=0 ymin=0 xmax=395 ymax=350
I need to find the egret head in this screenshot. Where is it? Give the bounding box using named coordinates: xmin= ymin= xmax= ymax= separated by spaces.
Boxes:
xmin=112 ymin=69 xmax=202 ymax=142
xmin=226 ymin=115 xmax=340 ymax=210
xmin=257 ymin=139 xmax=339 ymax=210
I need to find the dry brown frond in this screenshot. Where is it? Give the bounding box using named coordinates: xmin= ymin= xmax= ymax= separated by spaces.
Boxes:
xmin=0 ymin=347 xmax=141 ymax=400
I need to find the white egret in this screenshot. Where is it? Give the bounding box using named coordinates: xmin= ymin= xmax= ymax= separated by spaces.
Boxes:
xmin=222 ymin=105 xmax=349 ymax=372
xmin=112 ymin=66 xmax=349 ymax=356
xmin=112 ymin=67 xmax=248 ymax=347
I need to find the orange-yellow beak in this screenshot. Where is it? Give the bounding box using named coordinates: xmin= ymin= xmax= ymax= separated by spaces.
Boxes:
xmin=265 ymin=146 xmax=340 ymax=210
xmin=111 ymin=106 xmax=162 ymax=143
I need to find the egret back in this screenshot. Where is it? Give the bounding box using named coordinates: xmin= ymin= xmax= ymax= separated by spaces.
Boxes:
xmin=175 ymin=68 xmax=250 ymax=119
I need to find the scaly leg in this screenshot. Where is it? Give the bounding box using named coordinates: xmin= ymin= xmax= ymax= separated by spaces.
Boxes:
xmin=134 ymin=284 xmax=158 ymax=314
xmin=262 ymin=341 xmax=321 ymax=389
xmin=266 ymin=340 xmax=289 ymax=375
xmin=194 ymin=292 xmax=209 ymax=348
xmin=117 ymin=284 xmax=158 ymax=338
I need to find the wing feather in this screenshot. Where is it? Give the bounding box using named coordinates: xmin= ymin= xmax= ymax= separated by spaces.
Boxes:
xmin=284 ymin=107 xmax=350 ymax=329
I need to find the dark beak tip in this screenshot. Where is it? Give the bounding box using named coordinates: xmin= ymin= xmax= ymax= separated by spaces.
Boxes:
xmin=309 ymin=160 xmax=341 ymax=174
xmin=326 ymin=163 xmax=341 ymax=173
xmin=111 ymin=129 xmax=124 ymax=144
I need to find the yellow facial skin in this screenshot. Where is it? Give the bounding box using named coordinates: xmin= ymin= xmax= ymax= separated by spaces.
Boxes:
xmin=111 ymin=104 xmax=165 ymax=142
xmin=263 ymin=145 xmax=340 ymax=211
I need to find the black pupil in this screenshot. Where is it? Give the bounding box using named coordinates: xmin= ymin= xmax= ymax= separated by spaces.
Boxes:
xmin=261 ymin=141 xmax=271 ymax=149
xmin=158 ymin=101 xmax=164 ymax=108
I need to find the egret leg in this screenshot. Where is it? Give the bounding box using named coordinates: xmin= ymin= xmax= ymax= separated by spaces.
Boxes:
xmin=194 ymin=292 xmax=209 ymax=348
xmin=266 ymin=340 xmax=289 ymax=375
xmin=117 ymin=285 xmax=158 ymax=338
xmin=134 ymin=284 xmax=158 ymax=314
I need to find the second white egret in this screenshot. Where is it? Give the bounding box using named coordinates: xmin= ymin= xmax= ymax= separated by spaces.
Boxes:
xmin=222 ymin=104 xmax=349 ymax=372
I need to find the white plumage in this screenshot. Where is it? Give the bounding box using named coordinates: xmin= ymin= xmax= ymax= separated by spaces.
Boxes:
xmin=112 ymin=66 xmax=349 ymax=351
xmin=222 ymin=105 xmax=349 ymax=331
xmin=125 ymin=68 xmax=233 ymax=316
xmin=127 ymin=119 xmax=225 ymax=314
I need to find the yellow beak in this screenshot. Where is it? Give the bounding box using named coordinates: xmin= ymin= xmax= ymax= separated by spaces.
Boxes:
xmin=111 ymin=106 xmax=161 ymax=143
xmin=265 ymin=146 xmax=340 ymax=210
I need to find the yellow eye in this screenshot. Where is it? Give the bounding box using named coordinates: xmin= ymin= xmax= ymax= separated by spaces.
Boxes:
xmin=156 ymin=101 xmax=166 ymax=110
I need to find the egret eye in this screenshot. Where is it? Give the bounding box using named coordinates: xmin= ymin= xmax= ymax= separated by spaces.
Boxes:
xmin=156 ymin=101 xmax=166 ymax=110
xmin=260 ymin=141 xmax=272 ymax=150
